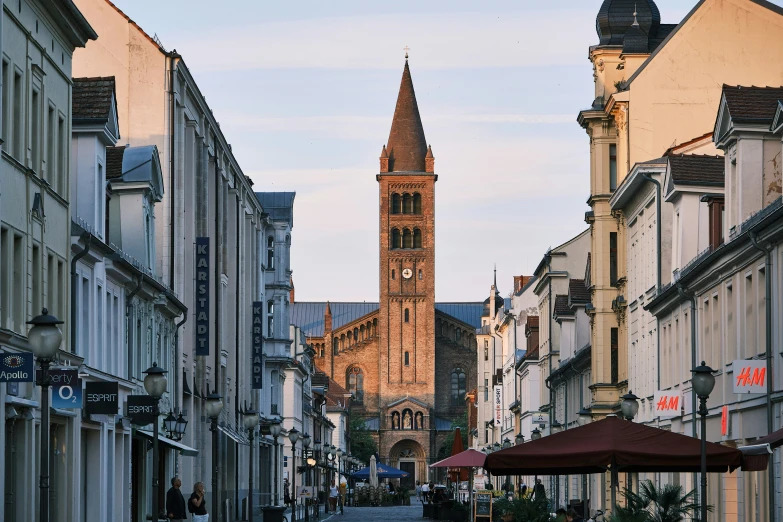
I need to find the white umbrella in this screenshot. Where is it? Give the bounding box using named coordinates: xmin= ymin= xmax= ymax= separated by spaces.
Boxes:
xmin=370 ymin=455 xmax=379 ymax=488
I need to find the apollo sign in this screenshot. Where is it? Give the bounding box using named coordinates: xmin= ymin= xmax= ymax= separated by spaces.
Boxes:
xmin=0 ymin=353 xmax=34 ymax=382
xmin=195 ymin=237 xmax=210 ymax=356
xmin=733 ymin=360 xmax=766 ymax=394
xmin=251 ymin=302 xmax=263 ymax=389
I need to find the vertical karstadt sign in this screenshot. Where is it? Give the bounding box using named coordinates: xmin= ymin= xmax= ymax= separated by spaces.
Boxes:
xmin=252 ymin=301 xmax=263 ymax=389
xmin=195 ymin=237 xmax=210 ymax=356
xmin=494 ymin=385 xmax=503 ymax=426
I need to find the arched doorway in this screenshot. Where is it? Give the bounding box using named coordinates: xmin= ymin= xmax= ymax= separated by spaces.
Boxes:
xmin=388 ymin=440 xmax=425 ymax=492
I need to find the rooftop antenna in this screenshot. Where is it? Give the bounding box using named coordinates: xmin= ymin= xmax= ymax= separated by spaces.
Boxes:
xmin=403 ymin=45 xmax=410 ymax=60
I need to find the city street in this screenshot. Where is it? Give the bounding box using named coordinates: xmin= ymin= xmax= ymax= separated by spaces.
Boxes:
xmin=329 ymin=503 xmax=424 ymax=522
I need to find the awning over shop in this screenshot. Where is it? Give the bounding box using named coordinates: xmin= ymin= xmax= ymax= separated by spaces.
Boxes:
xmin=137 ymin=430 xmax=199 ymax=457
xmin=219 ymin=425 xmax=248 ymax=445
xmin=484 ymin=416 xmax=747 ymax=475
xmin=751 ymin=427 xmax=783 ymax=449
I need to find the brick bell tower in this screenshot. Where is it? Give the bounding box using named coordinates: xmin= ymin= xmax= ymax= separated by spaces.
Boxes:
xmin=377 ymin=55 xmax=437 ymax=406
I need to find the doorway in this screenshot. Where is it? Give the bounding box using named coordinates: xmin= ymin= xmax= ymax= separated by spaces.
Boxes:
xmin=399 ymin=461 xmax=415 ymax=491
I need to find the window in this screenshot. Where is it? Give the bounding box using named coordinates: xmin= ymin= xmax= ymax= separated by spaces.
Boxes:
xmin=31 ymin=244 xmax=40 ymax=316
xmin=13 ymin=70 xmax=22 ymax=159
xmin=450 ymin=368 xmax=466 ymax=405
xmin=57 ymin=115 xmax=65 ymax=195
xmin=404 ymin=308 xmax=409 ymax=323
xmin=1 ymin=61 xmax=8 ymax=143
xmin=418 ymin=269 xmax=422 ymax=280
xmin=609 ymin=232 xmax=618 ymax=286
xmin=391 ymin=269 xmax=395 ymax=280
xmin=267 ymin=300 xmax=274 ymax=337
xmin=404 ymin=351 xmax=410 ymax=366
xmin=391 ymin=193 xmax=401 ymax=214
xmin=610 ymin=327 xmax=618 ymax=384
xmin=413 ymin=193 xmax=422 ymax=214
xmin=347 ymin=366 xmax=364 ymax=403
xmin=333 ymin=338 xmax=339 ymax=355
xmin=271 ymin=370 xmax=279 ymax=415
xmin=402 ymin=193 xmax=412 ymax=214
xmin=484 ymin=377 xmax=489 ymax=402
xmin=267 ymin=236 xmax=275 ymax=269
xmin=609 ymin=144 xmax=617 ymax=191
xmin=484 ymin=345 xmax=489 ymax=361
xmin=46 ymin=105 xmax=55 ymax=186
xmin=455 ymin=329 xmax=462 ymax=343
xmin=402 ymin=229 xmax=412 ymax=249
xmin=391 ymin=228 xmax=401 ymax=249
xmin=413 ymin=228 xmax=422 ymax=248
xmin=31 ymin=88 xmax=40 ymax=172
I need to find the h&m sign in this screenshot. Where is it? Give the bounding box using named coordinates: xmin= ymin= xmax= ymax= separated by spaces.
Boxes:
xmin=733 ymin=359 xmax=766 ymax=394
xmin=251 ymin=302 xmax=263 ymax=389
xmin=653 ymin=390 xmax=681 ymax=419
xmin=195 ymin=237 xmax=210 ymax=356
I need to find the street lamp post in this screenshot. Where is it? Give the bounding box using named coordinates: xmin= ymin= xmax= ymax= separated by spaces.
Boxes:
xmin=302 ymin=433 xmax=311 ymax=521
xmin=289 ymin=428 xmax=301 ymax=522
xmin=143 ymin=363 xmax=168 ymax=522
xmin=270 ymin=420 xmax=283 ymax=505
xmin=205 ymin=392 xmax=224 ymax=522
xmin=27 ymin=308 xmax=63 ymax=522
xmin=339 ymin=453 xmax=347 ymax=513
xmin=692 ymin=362 xmax=716 ymax=522
xmin=620 ymin=392 xmax=640 ymax=421
xmin=242 ymin=407 xmax=260 ymax=522
xmin=313 ymin=439 xmax=321 ymax=517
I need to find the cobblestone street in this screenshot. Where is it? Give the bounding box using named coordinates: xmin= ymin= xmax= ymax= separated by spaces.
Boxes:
xmin=323 ymin=503 xmax=424 ymax=522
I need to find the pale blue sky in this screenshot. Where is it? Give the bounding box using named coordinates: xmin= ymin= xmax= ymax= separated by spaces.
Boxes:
xmin=109 ymin=0 xmax=777 ymax=302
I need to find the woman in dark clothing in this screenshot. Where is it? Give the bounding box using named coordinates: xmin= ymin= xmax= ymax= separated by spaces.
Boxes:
xmin=189 ymin=481 xmax=209 ymax=522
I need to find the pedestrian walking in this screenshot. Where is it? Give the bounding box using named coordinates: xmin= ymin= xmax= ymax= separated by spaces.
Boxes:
xmin=421 ymin=482 xmax=430 ymax=503
xmin=415 ymin=481 xmax=422 ymax=502
xmin=533 ymin=479 xmax=546 ymax=501
xmin=329 ymin=480 xmax=339 ymax=513
xmin=519 ymin=481 xmax=527 ymax=498
xmin=166 ymin=477 xmax=187 ymax=521
xmin=339 ymin=480 xmax=347 ymax=514
xmin=188 ymin=482 xmax=208 ymax=522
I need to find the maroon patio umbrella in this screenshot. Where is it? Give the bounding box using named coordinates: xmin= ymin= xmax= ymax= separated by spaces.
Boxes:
xmin=431 ymin=449 xmax=487 ymax=522
xmin=485 ymin=416 xmax=744 ymax=475
xmin=448 ymin=428 xmax=469 ymax=482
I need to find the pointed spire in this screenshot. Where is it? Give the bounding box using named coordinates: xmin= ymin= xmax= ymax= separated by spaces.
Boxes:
xmin=493 ymin=264 xmax=497 ymax=289
xmin=380 ymin=144 xmax=390 ymax=172
xmin=386 ymin=59 xmax=428 ymax=172
xmin=324 ymin=301 xmax=333 ymax=334
xmin=425 ymin=144 xmax=435 ymax=173
xmin=632 ymin=4 xmax=639 ymax=26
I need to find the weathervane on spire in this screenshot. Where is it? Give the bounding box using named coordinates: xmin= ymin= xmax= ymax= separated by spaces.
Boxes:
xmin=632 ymin=3 xmax=639 ymax=26
xmin=403 ymin=45 xmax=410 ymax=60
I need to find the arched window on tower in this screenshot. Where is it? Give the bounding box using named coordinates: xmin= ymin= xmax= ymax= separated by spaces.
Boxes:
xmin=354 ymin=327 xmax=359 ymax=343
xmin=333 ymin=337 xmax=339 ymax=355
xmin=402 ymin=229 xmax=412 ymax=249
xmin=451 ymin=368 xmax=467 ymax=406
xmin=347 ymin=366 xmax=364 ymax=403
xmin=404 ymin=351 xmax=410 ymax=366
xmin=413 ymin=193 xmax=422 ymax=214
xmin=391 ymin=193 xmax=401 ymax=214
xmin=391 ymin=229 xmax=401 ymax=249
xmin=267 ymin=236 xmax=275 ymax=269
xmin=404 ymin=308 xmax=410 ymax=323
xmin=402 ymin=193 xmax=412 ymax=214
xmin=413 ymin=228 xmax=422 ymax=248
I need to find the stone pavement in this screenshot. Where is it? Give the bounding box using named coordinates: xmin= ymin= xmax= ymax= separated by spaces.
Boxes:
xmin=326 ymin=503 xmax=424 ymax=522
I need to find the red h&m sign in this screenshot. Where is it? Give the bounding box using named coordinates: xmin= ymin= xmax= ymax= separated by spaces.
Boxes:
xmin=733 ymin=360 xmax=766 ymax=394
xmin=653 ymin=391 xmax=681 ymax=419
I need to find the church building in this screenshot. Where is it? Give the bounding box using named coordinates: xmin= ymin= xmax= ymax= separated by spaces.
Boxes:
xmin=290 ymin=57 xmax=486 ymax=485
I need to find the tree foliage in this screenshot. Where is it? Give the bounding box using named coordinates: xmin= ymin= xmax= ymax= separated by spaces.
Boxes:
xmin=349 ymin=415 xmax=377 ymax=464
xmin=609 ymin=480 xmax=705 ymax=522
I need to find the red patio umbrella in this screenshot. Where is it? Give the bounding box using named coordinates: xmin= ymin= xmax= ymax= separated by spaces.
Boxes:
xmin=448 ymin=428 xmax=469 ymax=482
xmin=431 ymin=449 xmax=487 ymax=522
xmin=485 ymin=416 xmax=745 ymax=475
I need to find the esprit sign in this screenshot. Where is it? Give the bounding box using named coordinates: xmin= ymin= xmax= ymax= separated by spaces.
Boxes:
xmin=653 ymin=390 xmax=681 ymax=419
xmin=251 ymin=301 xmax=263 ymax=389
xmin=493 ymin=385 xmax=503 ymax=426
xmin=127 ymin=395 xmax=157 ymax=426
xmin=733 ymin=360 xmax=766 ymax=394
xmin=195 ymin=237 xmax=210 ymax=356
xmin=0 ymin=352 xmax=34 ymax=382
xmin=85 ymin=381 xmax=119 ymax=415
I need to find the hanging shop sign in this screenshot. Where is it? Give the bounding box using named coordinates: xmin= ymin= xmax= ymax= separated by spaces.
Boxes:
xmin=653 ymin=390 xmax=681 ymax=419
xmin=127 ymin=395 xmax=157 ymax=426
xmin=252 ymin=301 xmax=263 ymax=389
xmin=85 ymin=381 xmax=119 ymax=415
xmin=494 ymin=385 xmax=503 ymax=426
xmin=0 ymin=352 xmax=34 ymax=382
xmin=195 ymin=237 xmax=210 ymax=356
xmin=733 ymin=360 xmax=766 ymax=394
xmin=47 ymin=369 xmax=82 ymax=408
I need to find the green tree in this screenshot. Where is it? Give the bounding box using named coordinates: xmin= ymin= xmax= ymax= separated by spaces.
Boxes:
xmin=609 ymin=480 xmax=704 ymax=522
xmin=349 ymin=415 xmax=378 ymax=464
xmin=436 ymin=411 xmax=469 ymax=460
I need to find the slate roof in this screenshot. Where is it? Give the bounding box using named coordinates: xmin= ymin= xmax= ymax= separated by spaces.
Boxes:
xmin=106 ymin=146 xmax=125 ymax=180
xmin=290 ymin=301 xmax=484 ymax=337
xmin=722 ymin=85 xmax=783 ymax=124
xmin=72 ymin=77 xmax=116 ymax=122
xmin=386 ymin=60 xmax=428 ymax=172
xmin=596 ymin=0 xmax=674 ymax=54
xmin=255 ymin=192 xmax=295 ymax=225
xmin=569 ymin=279 xmax=591 ymax=303
xmin=553 ymin=295 xmax=573 ymax=317
xmin=668 ymin=155 xmax=725 ymax=187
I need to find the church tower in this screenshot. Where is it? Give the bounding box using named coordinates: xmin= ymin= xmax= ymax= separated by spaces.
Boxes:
xmin=377 ymin=56 xmax=437 ymax=406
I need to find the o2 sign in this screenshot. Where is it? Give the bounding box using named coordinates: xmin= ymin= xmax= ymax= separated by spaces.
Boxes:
xmin=49 ymin=369 xmax=82 ymax=408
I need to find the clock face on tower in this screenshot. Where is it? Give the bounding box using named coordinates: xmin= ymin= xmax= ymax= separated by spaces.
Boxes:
xmin=402 ymin=268 xmax=413 ymax=279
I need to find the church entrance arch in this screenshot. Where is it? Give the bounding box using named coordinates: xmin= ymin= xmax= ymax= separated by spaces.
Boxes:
xmin=388 ymin=439 xmax=425 ymax=492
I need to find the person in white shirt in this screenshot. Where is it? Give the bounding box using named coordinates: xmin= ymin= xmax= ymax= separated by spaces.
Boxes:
xmin=421 ymin=482 xmax=430 ymax=503
xmin=329 ymin=481 xmax=339 ymax=513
